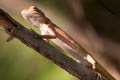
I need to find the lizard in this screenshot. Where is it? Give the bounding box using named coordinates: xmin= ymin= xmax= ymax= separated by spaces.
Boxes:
xmin=21 ymin=6 xmax=116 ymax=80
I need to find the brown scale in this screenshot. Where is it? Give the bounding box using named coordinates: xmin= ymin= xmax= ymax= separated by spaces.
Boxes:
xmin=0 ymin=16 xmax=13 ymax=29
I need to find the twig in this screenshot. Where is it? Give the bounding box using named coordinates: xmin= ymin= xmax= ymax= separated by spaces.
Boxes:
xmin=0 ymin=8 xmax=113 ymax=80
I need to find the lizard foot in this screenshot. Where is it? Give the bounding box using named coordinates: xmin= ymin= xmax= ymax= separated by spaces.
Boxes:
xmin=30 ymin=29 xmax=49 ymax=43
xmin=96 ymin=72 xmax=103 ymax=80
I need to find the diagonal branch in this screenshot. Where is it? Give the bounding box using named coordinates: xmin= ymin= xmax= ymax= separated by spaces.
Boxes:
xmin=0 ymin=8 xmax=112 ymax=80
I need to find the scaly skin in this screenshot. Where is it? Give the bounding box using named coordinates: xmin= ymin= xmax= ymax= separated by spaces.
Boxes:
xmin=21 ymin=6 xmax=116 ymax=80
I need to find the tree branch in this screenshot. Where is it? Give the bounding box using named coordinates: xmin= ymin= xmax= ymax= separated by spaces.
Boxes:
xmin=0 ymin=8 xmax=111 ymax=80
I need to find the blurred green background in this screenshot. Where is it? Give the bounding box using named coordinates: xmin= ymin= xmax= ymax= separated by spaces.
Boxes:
xmin=0 ymin=22 xmax=76 ymax=80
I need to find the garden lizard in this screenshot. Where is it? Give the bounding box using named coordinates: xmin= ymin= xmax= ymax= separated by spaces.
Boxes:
xmin=21 ymin=6 xmax=115 ymax=80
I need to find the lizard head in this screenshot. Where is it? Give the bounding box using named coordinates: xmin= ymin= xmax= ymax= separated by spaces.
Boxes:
xmin=21 ymin=6 xmax=37 ymax=20
xmin=21 ymin=6 xmax=45 ymax=19
xmin=21 ymin=6 xmax=37 ymax=15
xmin=21 ymin=6 xmax=48 ymax=28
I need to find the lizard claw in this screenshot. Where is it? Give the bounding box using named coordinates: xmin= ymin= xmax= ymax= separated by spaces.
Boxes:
xmin=30 ymin=29 xmax=49 ymax=43
xmin=43 ymin=38 xmax=49 ymax=43
xmin=96 ymin=72 xmax=102 ymax=80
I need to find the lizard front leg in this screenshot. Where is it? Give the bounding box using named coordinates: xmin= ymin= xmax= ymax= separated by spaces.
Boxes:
xmin=30 ymin=29 xmax=57 ymax=43
xmin=40 ymin=34 xmax=57 ymax=43
xmin=39 ymin=24 xmax=57 ymax=43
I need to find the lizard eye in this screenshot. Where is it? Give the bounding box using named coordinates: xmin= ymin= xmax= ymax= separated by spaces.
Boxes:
xmin=31 ymin=6 xmax=45 ymax=16
xmin=33 ymin=7 xmax=38 ymax=11
xmin=33 ymin=7 xmax=42 ymax=14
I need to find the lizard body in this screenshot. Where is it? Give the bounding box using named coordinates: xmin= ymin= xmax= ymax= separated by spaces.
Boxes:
xmin=21 ymin=6 xmax=92 ymax=68
xmin=21 ymin=6 xmax=115 ymax=80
